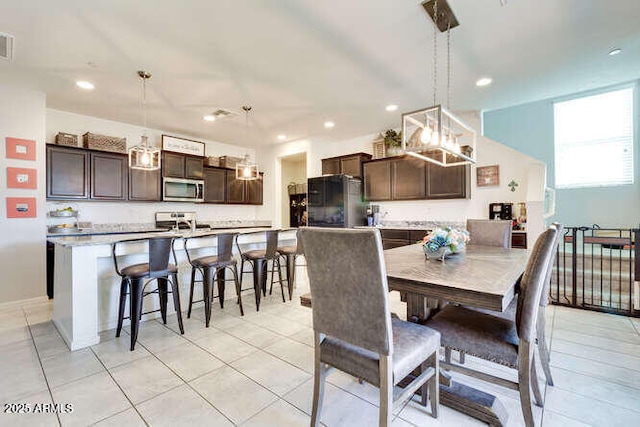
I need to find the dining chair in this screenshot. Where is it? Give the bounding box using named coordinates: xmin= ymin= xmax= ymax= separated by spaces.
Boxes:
xmin=299 ymin=227 xmax=440 ymax=427
xmin=184 ymin=232 xmax=244 ymax=327
xmin=276 ymin=229 xmax=305 ymax=300
xmin=466 ymin=219 xmax=512 ymax=248
xmin=426 ymin=227 xmax=557 ymax=427
xmin=236 ymin=229 xmax=286 ymax=310
xmin=112 ymin=237 xmax=184 ymax=351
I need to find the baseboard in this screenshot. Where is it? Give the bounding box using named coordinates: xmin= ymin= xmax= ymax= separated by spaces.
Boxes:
xmin=0 ymin=295 xmax=49 ymax=310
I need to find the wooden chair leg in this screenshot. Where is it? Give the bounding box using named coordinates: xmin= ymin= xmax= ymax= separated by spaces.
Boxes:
xmin=187 ymin=267 xmax=196 ymax=318
xmin=311 ymin=333 xmax=327 ymax=427
xmin=459 ymin=350 xmax=466 ymax=364
xmin=518 ymin=341 xmax=535 ymax=427
xmin=428 ymin=352 xmax=439 ymax=418
xmin=116 ymin=278 xmax=128 ymax=337
xmin=530 ymin=354 xmax=544 ymax=407
xmin=231 ymin=265 xmax=244 ymax=316
xmin=444 ymin=347 xmax=452 ymax=364
xmin=129 ymin=278 xmax=145 ymax=351
xmin=379 ymin=355 xmax=393 ymax=427
xmin=169 ymin=273 xmax=184 ymax=334
xmin=537 ymin=310 xmax=554 ymax=386
xmin=157 ymin=278 xmax=168 ymax=324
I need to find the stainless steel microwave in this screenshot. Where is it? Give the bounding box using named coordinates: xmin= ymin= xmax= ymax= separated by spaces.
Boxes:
xmin=163 ymin=177 xmax=204 ymax=202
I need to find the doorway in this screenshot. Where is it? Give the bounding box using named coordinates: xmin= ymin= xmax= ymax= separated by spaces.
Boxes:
xmin=280 ymin=153 xmax=307 ymax=228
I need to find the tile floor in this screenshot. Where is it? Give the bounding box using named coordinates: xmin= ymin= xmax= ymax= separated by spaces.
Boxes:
xmin=1 ymin=267 xmax=640 ymax=426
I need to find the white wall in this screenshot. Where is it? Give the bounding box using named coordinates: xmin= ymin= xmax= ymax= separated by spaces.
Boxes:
xmin=280 ymin=157 xmax=306 ymax=227
xmin=46 ymin=109 xmax=261 ymax=224
xmin=0 ymin=85 xmax=47 ymax=304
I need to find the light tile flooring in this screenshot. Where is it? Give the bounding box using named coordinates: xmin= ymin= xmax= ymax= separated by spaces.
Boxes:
xmin=1 ymin=268 xmax=640 ymax=426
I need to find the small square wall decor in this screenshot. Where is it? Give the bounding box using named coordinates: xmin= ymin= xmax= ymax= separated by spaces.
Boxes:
xmin=6 ymin=197 xmax=37 ymax=218
xmin=476 ymin=165 xmax=500 ymax=187
xmin=7 ymin=167 xmax=37 ymax=189
xmin=6 ymin=137 xmax=36 ymax=161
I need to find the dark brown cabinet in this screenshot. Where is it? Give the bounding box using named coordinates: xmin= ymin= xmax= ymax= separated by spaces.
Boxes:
xmin=204 ymin=167 xmax=226 ymax=203
xmin=224 ymin=169 xmax=264 ymax=204
xmin=363 ymin=160 xmax=392 ymax=201
xmin=162 ymin=151 xmax=204 ymax=180
xmin=321 ymin=153 xmax=372 ymax=179
xmin=246 ymin=174 xmax=264 ymax=205
xmin=380 ymin=228 xmax=430 ymax=250
xmin=392 ymin=157 xmax=426 ymax=200
xmin=129 ymin=168 xmax=161 ymax=201
xmin=90 ymin=152 xmax=128 ymax=200
xmin=47 ymin=145 xmax=90 ymax=199
xmin=512 ymin=232 xmax=527 ymax=249
xmin=425 ymin=152 xmax=470 ymax=199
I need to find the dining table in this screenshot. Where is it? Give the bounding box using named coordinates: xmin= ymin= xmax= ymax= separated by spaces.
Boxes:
xmin=384 ymin=242 xmax=530 ymax=427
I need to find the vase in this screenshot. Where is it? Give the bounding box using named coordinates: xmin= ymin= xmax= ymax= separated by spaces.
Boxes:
xmin=423 ymin=245 xmax=453 ymax=261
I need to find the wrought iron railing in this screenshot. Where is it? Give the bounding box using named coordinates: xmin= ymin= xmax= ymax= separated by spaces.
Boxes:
xmin=549 ymin=226 xmax=640 ymax=317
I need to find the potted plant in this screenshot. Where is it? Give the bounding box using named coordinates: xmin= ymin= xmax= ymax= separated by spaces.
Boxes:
xmin=383 ymin=129 xmax=403 ymax=156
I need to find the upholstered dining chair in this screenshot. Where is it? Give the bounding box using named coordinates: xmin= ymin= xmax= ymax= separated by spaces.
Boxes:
xmin=299 ymin=227 xmax=440 ymax=427
xmin=466 ymin=219 xmax=513 ymax=248
xmin=426 ymin=227 xmax=557 ymax=427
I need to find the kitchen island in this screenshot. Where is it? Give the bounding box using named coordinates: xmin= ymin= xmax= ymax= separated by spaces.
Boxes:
xmin=49 ymin=227 xmax=295 ymax=350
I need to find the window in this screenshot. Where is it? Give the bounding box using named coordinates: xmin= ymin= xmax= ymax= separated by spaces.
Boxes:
xmin=554 ymin=87 xmax=635 ymax=189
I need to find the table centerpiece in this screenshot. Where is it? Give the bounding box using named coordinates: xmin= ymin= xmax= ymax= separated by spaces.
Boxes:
xmin=422 ymin=226 xmax=470 ymax=261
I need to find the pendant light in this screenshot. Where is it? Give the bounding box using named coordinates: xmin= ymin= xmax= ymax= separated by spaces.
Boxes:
xmin=236 ymin=106 xmax=259 ymax=180
xmin=402 ymin=0 xmax=476 ymax=167
xmin=129 ymin=71 xmax=161 ymax=170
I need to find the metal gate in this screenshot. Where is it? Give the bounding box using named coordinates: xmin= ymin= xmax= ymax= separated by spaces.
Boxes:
xmin=549 ymin=226 xmax=640 ymax=317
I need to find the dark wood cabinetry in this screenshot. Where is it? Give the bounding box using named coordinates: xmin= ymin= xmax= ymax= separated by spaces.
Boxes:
xmin=380 ymin=228 xmax=430 ymax=250
xmin=47 ymin=145 xmax=89 ymax=199
xmin=321 ymin=153 xmax=372 ymax=178
xmin=204 ymin=167 xmax=226 ymax=203
xmin=246 ymin=174 xmax=264 ymax=205
xmin=225 ymin=169 xmax=264 ymax=204
xmin=512 ymin=232 xmax=527 ymax=249
xmin=162 ymin=151 xmax=204 ymax=179
xmin=363 ymin=153 xmax=469 ymax=201
xmin=129 ymin=168 xmax=161 ymax=201
xmin=90 ymin=152 xmax=128 ymax=200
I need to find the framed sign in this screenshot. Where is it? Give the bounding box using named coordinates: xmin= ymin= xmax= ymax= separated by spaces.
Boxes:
xmin=6 ymin=137 xmax=36 ymax=161
xmin=162 ymin=135 xmax=205 ymax=156
xmin=7 ymin=167 xmax=37 ymax=189
xmin=6 ymin=197 xmax=37 ymax=218
xmin=476 ymin=165 xmax=500 ymax=187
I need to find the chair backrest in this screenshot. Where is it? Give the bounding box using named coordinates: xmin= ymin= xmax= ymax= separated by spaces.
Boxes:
xmin=148 ymin=237 xmax=175 ymax=278
xmin=515 ymin=228 xmax=557 ymax=342
xmin=216 ymin=232 xmax=237 ymax=262
xmin=265 ymin=229 xmax=280 ymax=259
xmin=539 ymin=223 xmax=563 ymax=307
xmin=466 ymin=219 xmax=512 ymax=248
xmin=299 ymin=227 xmax=393 ymax=356
xmin=295 ymin=228 xmax=304 ymax=255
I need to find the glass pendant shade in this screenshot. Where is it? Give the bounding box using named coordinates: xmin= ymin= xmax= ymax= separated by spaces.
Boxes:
xmin=236 ymin=154 xmax=258 ymax=180
xmin=129 ymin=135 xmax=161 ymax=170
xmin=402 ymin=105 xmax=476 ymax=167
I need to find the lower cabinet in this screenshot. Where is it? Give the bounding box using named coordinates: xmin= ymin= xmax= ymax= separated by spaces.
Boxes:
xmin=512 ymin=232 xmax=527 ymax=249
xmin=380 ymin=229 xmax=430 ymax=250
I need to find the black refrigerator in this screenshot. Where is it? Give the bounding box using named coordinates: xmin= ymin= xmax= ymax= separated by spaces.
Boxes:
xmin=307 ymin=175 xmax=365 ymax=228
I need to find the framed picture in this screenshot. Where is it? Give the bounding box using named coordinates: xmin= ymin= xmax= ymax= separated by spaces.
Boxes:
xmin=162 ymin=135 xmax=205 ymax=156
xmin=6 ymin=137 xmax=36 ymax=161
xmin=7 ymin=167 xmax=37 ymax=189
xmin=6 ymin=197 xmax=37 ymax=218
xmin=477 ymin=165 xmax=500 ymax=187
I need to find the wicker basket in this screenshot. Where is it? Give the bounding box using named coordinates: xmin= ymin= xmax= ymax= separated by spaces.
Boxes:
xmin=219 ymin=155 xmax=244 ymax=169
xmin=83 ymin=132 xmax=127 ymax=153
xmin=55 ymin=132 xmax=79 ymax=147
xmin=205 ymin=156 xmax=220 ymax=167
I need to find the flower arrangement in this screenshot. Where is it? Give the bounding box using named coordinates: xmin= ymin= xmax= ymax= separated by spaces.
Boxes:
xmin=422 ymin=227 xmax=470 ymax=259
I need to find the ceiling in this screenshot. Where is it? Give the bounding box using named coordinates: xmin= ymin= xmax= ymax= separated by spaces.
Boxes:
xmin=1 ymin=0 xmax=639 ymax=148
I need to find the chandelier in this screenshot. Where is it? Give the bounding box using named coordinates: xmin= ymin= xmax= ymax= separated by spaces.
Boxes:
xmin=129 ymin=71 xmax=161 ymax=170
xmin=402 ymin=0 xmax=477 ymax=167
xmin=236 ymin=106 xmax=259 ymax=180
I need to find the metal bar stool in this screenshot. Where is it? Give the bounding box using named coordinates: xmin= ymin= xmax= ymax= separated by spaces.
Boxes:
xmin=112 ymin=237 xmax=184 ymax=351
xmin=184 ymin=232 xmax=243 ymax=327
xmin=236 ymin=229 xmax=285 ymax=311
xmin=277 ymin=229 xmax=304 ymax=301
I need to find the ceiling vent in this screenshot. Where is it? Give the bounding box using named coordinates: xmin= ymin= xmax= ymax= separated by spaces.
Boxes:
xmin=211 ymin=109 xmax=237 ymax=119
xmin=0 ymin=33 xmax=15 ymax=60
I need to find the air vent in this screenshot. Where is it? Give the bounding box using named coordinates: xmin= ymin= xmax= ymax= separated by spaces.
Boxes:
xmin=0 ymin=33 xmax=15 ymax=60
xmin=211 ymin=109 xmax=237 ymax=119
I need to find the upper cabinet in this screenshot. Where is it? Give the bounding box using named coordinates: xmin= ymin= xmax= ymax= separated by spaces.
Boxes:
xmin=47 ymin=145 xmax=90 ymax=199
xmin=162 ymin=151 xmax=204 ymax=180
xmin=321 ymin=153 xmax=372 ymax=179
xmin=204 ymin=167 xmax=226 ymax=203
xmin=90 ymin=151 xmax=128 ymax=200
xmin=225 ymin=169 xmax=264 ymax=205
xmin=129 ymin=168 xmax=161 ymax=201
xmin=362 ymin=153 xmax=469 ymax=201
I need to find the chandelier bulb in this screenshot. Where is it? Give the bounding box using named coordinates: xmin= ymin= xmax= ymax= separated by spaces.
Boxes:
xmin=431 ymin=130 xmax=440 ymax=146
xmin=420 ymin=126 xmax=432 ymax=145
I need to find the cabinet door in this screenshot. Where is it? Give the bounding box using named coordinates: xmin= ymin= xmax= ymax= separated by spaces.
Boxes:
xmin=163 ymin=152 xmax=185 ymax=178
xmin=246 ymin=173 xmax=264 ymax=205
xmin=90 ymin=152 xmax=128 ymax=200
xmin=321 ymin=158 xmax=340 ymax=175
xmin=392 ymin=157 xmax=426 ymax=200
xmin=185 ymin=156 xmax=204 ymax=180
xmin=363 ymin=160 xmax=392 ymax=201
xmin=129 ymin=168 xmax=161 ymax=201
xmin=46 ymin=145 xmax=89 ymax=199
xmin=226 ymin=169 xmax=245 ymax=203
xmin=204 ymin=167 xmax=226 ymax=203
xmin=425 ymin=153 xmax=469 ymax=199
xmin=341 ymin=155 xmax=362 ymax=178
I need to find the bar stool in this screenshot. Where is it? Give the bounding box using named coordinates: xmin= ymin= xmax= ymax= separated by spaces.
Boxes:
xmin=236 ymin=229 xmax=285 ymax=310
xmin=112 ymin=237 xmax=184 ymax=351
xmin=184 ymin=232 xmax=243 ymax=327
xmin=277 ymin=229 xmax=304 ymax=301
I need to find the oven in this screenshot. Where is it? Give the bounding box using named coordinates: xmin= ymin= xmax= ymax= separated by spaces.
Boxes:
xmin=163 ymin=177 xmax=204 ymax=202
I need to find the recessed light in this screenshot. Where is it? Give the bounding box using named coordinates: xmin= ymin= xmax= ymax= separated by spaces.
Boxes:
xmin=475 ymin=77 xmax=492 ymax=87
xmin=277 ymin=134 xmax=287 ymax=141
xmin=609 ymin=48 xmax=622 ymax=56
xmin=385 ymin=104 xmax=398 ymax=112
xmin=203 ymin=114 xmax=216 ymax=122
xmin=76 ymin=81 xmax=95 ymax=90
xmin=324 ymin=121 xmax=335 ymax=129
